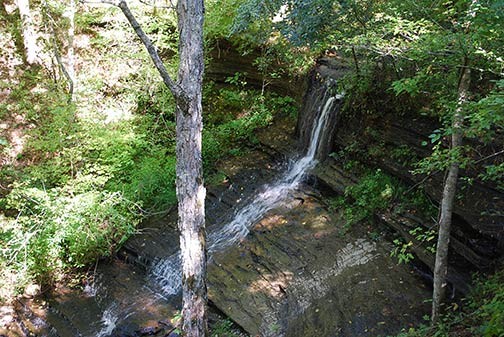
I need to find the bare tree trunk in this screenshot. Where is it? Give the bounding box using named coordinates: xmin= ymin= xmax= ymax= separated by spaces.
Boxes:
xmin=102 ymin=0 xmax=207 ymax=335
xmin=431 ymin=60 xmax=470 ymax=324
xmin=42 ymin=0 xmax=74 ymax=101
xmin=64 ymin=0 xmax=76 ymax=98
xmin=16 ymin=0 xmax=40 ymax=65
xmin=175 ymin=1 xmax=207 ymax=336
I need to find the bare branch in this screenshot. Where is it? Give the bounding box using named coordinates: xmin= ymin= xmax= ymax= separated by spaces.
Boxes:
xmin=474 ymin=149 xmax=504 ymax=165
xmin=41 ymin=0 xmax=74 ymax=100
xmin=82 ymin=0 xmax=187 ymax=103
xmin=138 ymin=0 xmax=175 ymax=10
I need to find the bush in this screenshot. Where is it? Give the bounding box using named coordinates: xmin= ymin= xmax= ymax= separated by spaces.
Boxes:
xmin=331 ymin=169 xmax=397 ymax=228
xmin=391 ymin=270 xmax=504 ymax=337
xmin=203 ymin=89 xmax=294 ymax=168
xmin=211 ymin=318 xmax=241 ymax=337
xmin=116 ymin=151 xmax=177 ymax=210
xmin=1 ymin=182 xmax=139 ymax=286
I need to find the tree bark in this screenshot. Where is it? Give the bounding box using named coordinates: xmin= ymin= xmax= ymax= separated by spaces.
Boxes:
xmin=103 ymin=0 xmax=207 ymax=335
xmin=431 ymin=60 xmax=470 ymax=324
xmin=64 ymin=0 xmax=76 ymax=98
xmin=16 ymin=0 xmax=40 ymax=65
xmin=175 ymin=0 xmax=207 ymax=336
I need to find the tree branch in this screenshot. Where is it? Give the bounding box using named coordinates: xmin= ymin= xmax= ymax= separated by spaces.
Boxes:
xmin=138 ymin=0 xmax=175 ymax=10
xmin=83 ymin=0 xmax=187 ymax=104
xmin=474 ymin=149 xmax=504 ymax=164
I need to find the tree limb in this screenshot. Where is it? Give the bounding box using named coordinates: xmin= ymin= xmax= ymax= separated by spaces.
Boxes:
xmin=474 ymin=149 xmax=504 ymax=164
xmin=83 ymin=0 xmax=187 ymax=104
xmin=138 ymin=0 xmax=175 ymax=10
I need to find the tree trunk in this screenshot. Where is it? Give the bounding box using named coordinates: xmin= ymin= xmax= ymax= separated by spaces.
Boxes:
xmin=175 ymin=1 xmax=207 ymax=335
xmin=64 ymin=0 xmax=76 ymax=98
xmin=99 ymin=0 xmax=206 ymax=334
xmin=431 ymin=60 xmax=471 ymax=324
xmin=16 ymin=0 xmax=40 ymax=65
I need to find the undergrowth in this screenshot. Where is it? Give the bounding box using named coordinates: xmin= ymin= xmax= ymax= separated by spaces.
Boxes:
xmin=329 ymin=167 xmax=436 ymax=230
xmin=211 ymin=318 xmax=242 ymax=337
xmin=327 ymin=163 xmax=438 ymax=264
xmin=0 ymin=0 xmax=297 ymax=302
xmin=0 ymin=62 xmax=296 ymax=299
xmin=390 ymin=270 xmax=504 ymax=337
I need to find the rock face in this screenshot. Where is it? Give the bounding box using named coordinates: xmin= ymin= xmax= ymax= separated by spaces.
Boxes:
xmin=37 ymin=135 xmax=432 ymax=337
xmin=297 ymin=57 xmax=504 ymax=289
xmin=206 ymin=39 xmax=306 ymax=101
xmin=208 ymin=188 xmax=431 ymax=337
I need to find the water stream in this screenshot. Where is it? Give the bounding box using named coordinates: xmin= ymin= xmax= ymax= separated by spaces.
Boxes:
xmin=50 ymin=91 xmax=341 ymax=337
xmin=151 ymin=93 xmax=340 ymax=297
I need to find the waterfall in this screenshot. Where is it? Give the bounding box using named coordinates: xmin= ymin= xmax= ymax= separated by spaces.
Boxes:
xmin=151 ymin=92 xmax=342 ymax=296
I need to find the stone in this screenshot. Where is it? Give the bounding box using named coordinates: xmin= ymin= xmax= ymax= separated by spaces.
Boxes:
xmin=208 ymin=189 xmax=431 ymax=337
xmin=137 ymin=326 xmax=160 ymax=335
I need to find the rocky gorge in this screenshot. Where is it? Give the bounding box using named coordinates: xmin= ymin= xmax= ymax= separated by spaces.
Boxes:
xmin=4 ymin=44 xmax=503 ymax=337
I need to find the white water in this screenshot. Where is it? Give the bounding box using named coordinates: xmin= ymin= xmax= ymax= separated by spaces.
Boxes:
xmin=95 ymin=303 xmax=119 ymax=337
xmin=151 ymin=95 xmax=338 ymax=296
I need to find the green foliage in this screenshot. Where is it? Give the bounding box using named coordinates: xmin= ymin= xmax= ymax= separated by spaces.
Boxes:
xmin=466 ymin=80 xmax=504 ymax=142
xmin=480 ymin=163 xmax=504 ymax=191
xmin=205 ymin=0 xmax=243 ymax=41
xmin=391 ymin=77 xmax=422 ymax=97
xmin=113 ymin=152 xmax=177 ymax=210
xmin=1 ymin=183 xmax=138 ymax=284
xmin=329 ymin=160 xmax=437 ymax=236
xmin=211 ymin=318 xmax=241 ymax=337
xmin=0 ymin=67 xmax=179 ymax=293
xmin=232 ymin=0 xmax=343 ymax=47
xmin=142 ymin=13 xmax=178 ymax=57
xmin=390 ymin=270 xmax=504 ymax=337
xmin=332 ymin=169 xmax=397 ymax=228
xmin=414 ymin=144 xmax=472 ymax=175
xmin=74 ymin=9 xmax=107 ymax=34
xmin=390 ymin=239 xmax=414 ymax=264
xmin=203 ymin=94 xmax=274 ymax=165
xmin=390 ymin=145 xmax=420 ymax=167
xmin=472 ymin=271 xmax=504 ymax=336
xmin=202 ymin=79 xmax=296 ymax=168
xmin=390 ymin=226 xmax=437 ymax=264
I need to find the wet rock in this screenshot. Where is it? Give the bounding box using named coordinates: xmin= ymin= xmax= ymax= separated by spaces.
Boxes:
xmin=296 ymin=63 xmax=349 ymax=161
xmin=300 ymin=57 xmax=503 ymax=287
xmin=314 ymin=156 xmax=497 ymax=293
xmin=137 ymin=325 xmax=161 ymax=335
xmin=208 ymin=189 xmax=431 ymax=337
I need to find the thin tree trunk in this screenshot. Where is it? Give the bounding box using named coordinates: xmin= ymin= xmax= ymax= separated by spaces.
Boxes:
xmin=42 ymin=0 xmax=74 ymax=101
xmin=431 ymin=60 xmax=470 ymax=324
xmin=16 ymin=0 xmax=40 ymax=65
xmin=175 ymin=1 xmax=207 ymax=335
xmin=65 ymin=0 xmax=76 ymax=98
xmin=101 ymin=0 xmax=207 ymax=335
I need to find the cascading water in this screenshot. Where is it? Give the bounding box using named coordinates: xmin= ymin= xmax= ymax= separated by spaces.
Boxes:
xmin=151 ymin=92 xmax=342 ymax=296
xmin=38 ymin=90 xmax=342 ymax=337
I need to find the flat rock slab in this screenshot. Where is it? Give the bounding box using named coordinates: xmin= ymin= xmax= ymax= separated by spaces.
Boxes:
xmin=208 ymin=189 xmax=431 ymax=337
xmin=45 ymin=260 xmax=178 ymax=337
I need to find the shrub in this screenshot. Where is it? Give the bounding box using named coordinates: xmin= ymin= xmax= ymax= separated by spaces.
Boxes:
xmin=390 ymin=270 xmax=504 ymax=337
xmin=1 ymin=182 xmax=139 ymax=285
xmin=332 ymin=169 xmax=397 ymax=228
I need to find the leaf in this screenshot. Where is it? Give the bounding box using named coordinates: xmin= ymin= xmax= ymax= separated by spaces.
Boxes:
xmin=0 ymin=137 xmax=8 ymax=146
